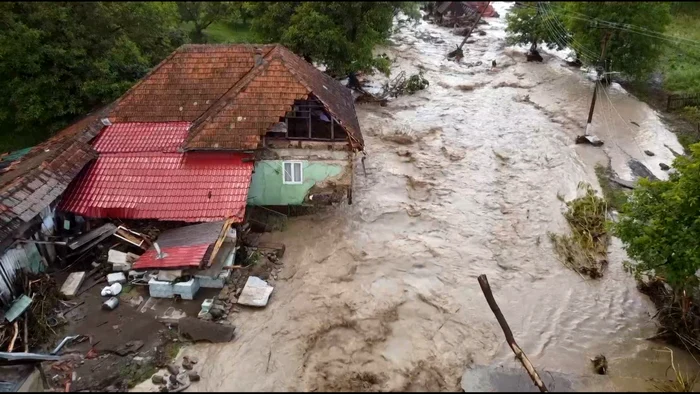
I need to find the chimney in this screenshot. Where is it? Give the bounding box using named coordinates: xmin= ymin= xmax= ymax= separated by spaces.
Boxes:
xmin=254 ymin=48 xmax=263 ymax=66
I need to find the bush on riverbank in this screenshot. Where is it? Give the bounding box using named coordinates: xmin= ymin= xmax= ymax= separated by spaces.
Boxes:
xmin=549 ymin=183 xmax=609 ymax=279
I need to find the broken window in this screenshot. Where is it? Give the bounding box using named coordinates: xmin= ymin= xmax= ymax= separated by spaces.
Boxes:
xmin=266 ymin=97 xmax=349 ymax=142
xmin=283 ymin=161 xmax=303 ymax=184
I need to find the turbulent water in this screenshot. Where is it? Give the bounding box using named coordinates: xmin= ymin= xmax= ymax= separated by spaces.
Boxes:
xmin=135 ymin=3 xmax=697 ymax=392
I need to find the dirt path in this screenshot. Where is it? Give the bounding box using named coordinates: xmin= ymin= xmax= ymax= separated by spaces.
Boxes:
xmin=134 ymin=3 xmax=697 ymax=392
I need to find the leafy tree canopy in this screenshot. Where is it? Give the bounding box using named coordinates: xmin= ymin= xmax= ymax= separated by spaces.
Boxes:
xmin=243 ymin=2 xmax=420 ymax=76
xmin=559 ymin=1 xmax=672 ymax=79
xmin=505 ymin=2 xmax=568 ymax=52
xmin=0 ymin=2 xmax=187 ymax=152
xmin=613 ymin=143 xmax=700 ymax=295
xmin=177 ymin=2 xmax=239 ymax=43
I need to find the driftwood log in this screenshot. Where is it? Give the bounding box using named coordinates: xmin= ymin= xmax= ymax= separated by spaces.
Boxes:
xmin=477 ymin=274 xmax=548 ymax=392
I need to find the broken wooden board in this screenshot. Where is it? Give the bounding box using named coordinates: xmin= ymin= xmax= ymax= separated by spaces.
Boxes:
xmin=60 ymin=272 xmax=86 ymax=299
xmin=207 ymin=217 xmax=235 ymax=268
xmin=177 ymin=317 xmax=235 ymax=343
xmin=114 ymin=226 xmax=149 ymax=249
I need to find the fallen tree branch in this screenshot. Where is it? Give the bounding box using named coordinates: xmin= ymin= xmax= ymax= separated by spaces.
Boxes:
xmin=477 ymin=274 xmax=548 ymax=392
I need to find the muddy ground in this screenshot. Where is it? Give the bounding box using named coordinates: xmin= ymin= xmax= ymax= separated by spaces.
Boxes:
xmin=135 ymin=3 xmax=699 ymax=392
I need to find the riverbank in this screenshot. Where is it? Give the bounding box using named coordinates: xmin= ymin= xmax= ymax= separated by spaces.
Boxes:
xmin=127 ymin=3 xmax=699 ymax=392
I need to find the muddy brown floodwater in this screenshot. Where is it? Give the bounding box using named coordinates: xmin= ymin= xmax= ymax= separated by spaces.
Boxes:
xmin=134 ymin=3 xmax=698 ymax=392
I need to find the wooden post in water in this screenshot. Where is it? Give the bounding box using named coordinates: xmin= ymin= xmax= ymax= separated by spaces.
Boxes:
xmin=584 ymin=31 xmax=612 ymax=136
xmin=477 ymin=274 xmax=548 ymax=392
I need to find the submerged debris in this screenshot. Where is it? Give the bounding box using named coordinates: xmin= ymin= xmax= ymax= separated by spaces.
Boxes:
xmin=591 ymin=355 xmax=608 ymax=375
xmin=549 ymin=183 xmax=609 ymax=279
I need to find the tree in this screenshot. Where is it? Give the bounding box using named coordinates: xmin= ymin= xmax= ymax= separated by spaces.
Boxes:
xmin=176 ymin=2 xmax=237 ymax=43
xmin=613 ymin=143 xmax=700 ymax=296
xmin=244 ymin=2 xmax=420 ymax=76
xmin=505 ymin=2 xmax=568 ymax=54
xmin=0 ymin=2 xmax=186 ymax=152
xmin=559 ymin=2 xmax=672 ymax=79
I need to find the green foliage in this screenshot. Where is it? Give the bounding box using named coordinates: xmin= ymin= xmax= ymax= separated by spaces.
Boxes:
xmin=550 ymin=183 xmax=609 ymax=279
xmin=613 ymin=143 xmax=700 ymax=295
xmin=177 ymin=2 xmax=239 ymax=43
xmin=0 ymin=2 xmax=186 ymax=152
xmin=659 ymin=7 xmax=700 ymax=94
xmin=558 ymin=2 xmax=672 ymax=80
xmin=505 ymin=2 xmax=568 ymax=52
xmin=405 ymin=71 xmax=429 ymax=94
xmin=202 ymin=22 xmax=261 ymax=44
xmin=244 ymin=2 xmax=420 ymax=76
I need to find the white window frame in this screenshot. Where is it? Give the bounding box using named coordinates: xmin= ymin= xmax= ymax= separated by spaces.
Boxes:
xmin=282 ymin=161 xmax=303 ymax=185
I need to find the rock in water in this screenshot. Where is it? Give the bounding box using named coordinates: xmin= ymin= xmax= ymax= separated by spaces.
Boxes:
xmin=659 ymin=163 xmax=670 ymax=171
xmin=628 ymin=159 xmax=658 ymax=180
xmin=591 ymin=355 xmax=608 ymax=375
xmin=151 ymin=375 xmax=165 ymax=385
xmin=644 ymin=150 xmax=655 ymax=156
xmin=187 ymin=371 xmax=201 ymax=382
xmin=166 ymin=364 xmax=180 ymax=375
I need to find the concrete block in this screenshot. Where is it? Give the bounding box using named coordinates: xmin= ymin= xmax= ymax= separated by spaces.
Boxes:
xmin=60 ymin=272 xmax=86 ymax=298
xmin=173 ymin=278 xmax=200 ymax=300
xmin=148 ymin=278 xmax=174 ymax=299
xmin=107 ymin=272 xmax=126 ymax=285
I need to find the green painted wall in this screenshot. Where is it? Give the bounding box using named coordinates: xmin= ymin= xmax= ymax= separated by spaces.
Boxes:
xmin=248 ymin=160 xmax=346 ymax=206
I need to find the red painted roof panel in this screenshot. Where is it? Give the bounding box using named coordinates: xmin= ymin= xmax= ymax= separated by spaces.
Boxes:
xmin=59 ymin=152 xmax=253 ymax=222
xmin=92 ymin=122 xmax=190 ymax=153
xmin=132 ymin=244 xmax=210 ymax=270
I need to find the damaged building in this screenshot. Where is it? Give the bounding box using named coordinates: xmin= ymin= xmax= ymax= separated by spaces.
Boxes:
xmin=0 ymin=43 xmax=363 ymax=319
xmin=60 ymin=44 xmax=364 ymax=217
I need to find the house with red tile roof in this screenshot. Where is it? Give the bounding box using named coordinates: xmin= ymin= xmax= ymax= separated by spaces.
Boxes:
xmin=59 ymin=43 xmax=364 ymax=225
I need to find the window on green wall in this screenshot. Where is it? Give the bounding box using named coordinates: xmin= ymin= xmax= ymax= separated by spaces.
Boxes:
xmin=283 ymin=161 xmax=303 ymax=184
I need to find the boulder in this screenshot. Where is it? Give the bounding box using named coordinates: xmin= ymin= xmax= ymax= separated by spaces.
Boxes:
xmin=659 ymin=163 xmax=670 ymax=171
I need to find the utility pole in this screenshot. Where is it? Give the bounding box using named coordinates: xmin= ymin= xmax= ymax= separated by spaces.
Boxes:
xmin=449 ymin=1 xmax=491 ymax=60
xmin=584 ymin=31 xmax=612 ymax=136
xmin=458 ymin=1 xmax=491 ymax=50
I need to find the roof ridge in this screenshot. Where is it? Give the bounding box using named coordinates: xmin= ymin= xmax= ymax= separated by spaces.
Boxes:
xmin=183 ymin=54 xmax=280 ymax=149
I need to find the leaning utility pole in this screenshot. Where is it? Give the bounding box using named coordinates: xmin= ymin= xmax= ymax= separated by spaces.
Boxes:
xmin=458 ymin=1 xmax=491 ymax=50
xmin=448 ymin=1 xmax=491 ymax=60
xmin=584 ymin=31 xmax=612 ymax=136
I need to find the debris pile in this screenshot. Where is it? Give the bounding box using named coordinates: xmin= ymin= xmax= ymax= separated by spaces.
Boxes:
xmin=353 ymin=71 xmax=430 ymax=105
xmin=151 ymin=355 xmax=201 ymax=392
xmin=548 ymin=183 xmax=610 ymax=279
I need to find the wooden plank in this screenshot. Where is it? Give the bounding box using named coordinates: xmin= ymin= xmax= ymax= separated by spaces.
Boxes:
xmin=206 ymin=217 xmax=235 ymax=268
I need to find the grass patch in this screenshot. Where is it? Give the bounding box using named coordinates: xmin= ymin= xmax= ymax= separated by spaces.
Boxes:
xmin=594 ymin=164 xmax=629 ymax=212
xmin=549 ymin=183 xmax=610 ymax=279
xmin=204 ymin=22 xmax=261 ymax=44
xmin=120 ymin=362 xmax=157 ymax=389
xmin=661 ymin=8 xmax=700 ymax=95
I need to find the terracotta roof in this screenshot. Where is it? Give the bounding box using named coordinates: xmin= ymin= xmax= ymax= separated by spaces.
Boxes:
xmin=184 ymin=45 xmax=363 ymax=150
xmin=0 ymin=106 xmax=110 ymax=245
xmin=109 ymin=45 xmax=276 ymax=123
xmin=92 ymin=122 xmax=190 ymax=153
xmin=59 ymin=152 xmax=253 ymax=223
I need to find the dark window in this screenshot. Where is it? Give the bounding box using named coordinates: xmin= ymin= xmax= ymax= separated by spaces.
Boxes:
xmin=287 ymin=118 xmax=309 ymax=138
xmin=310 ymin=109 xmax=332 ymax=139
xmin=333 ymin=120 xmax=348 ymax=141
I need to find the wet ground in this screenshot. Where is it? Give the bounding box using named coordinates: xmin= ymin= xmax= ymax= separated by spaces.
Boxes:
xmin=134 ymin=3 xmax=697 ymax=392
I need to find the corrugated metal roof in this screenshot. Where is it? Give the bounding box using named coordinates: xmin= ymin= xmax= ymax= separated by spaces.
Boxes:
xmin=149 ymin=221 xmax=224 ymax=248
xmin=132 ymin=244 xmax=211 ymax=270
xmin=92 ymin=122 xmax=190 ymax=153
xmin=59 ymin=152 xmax=253 ymax=223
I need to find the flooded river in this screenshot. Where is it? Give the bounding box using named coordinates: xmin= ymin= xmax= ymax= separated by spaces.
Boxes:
xmin=135 ymin=2 xmax=697 ymax=392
